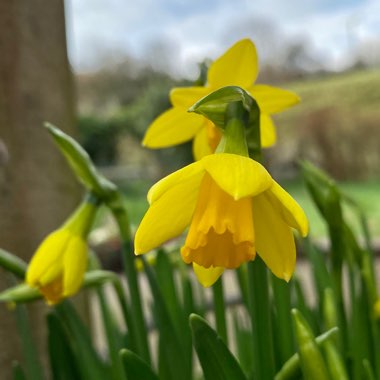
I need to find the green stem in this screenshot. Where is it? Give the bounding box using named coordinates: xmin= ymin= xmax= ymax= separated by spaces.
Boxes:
xmin=272 ymin=274 xmax=294 ymax=363
xmin=0 ymin=249 xmax=27 ymax=279
xmin=12 ymin=277 xmax=44 ymax=380
xmin=212 ymin=277 xmax=228 ymax=344
xmin=111 ymin=204 xmax=151 ymax=364
xmin=248 ymin=258 xmax=275 ymax=380
xmin=97 ymin=288 xmax=126 ymax=380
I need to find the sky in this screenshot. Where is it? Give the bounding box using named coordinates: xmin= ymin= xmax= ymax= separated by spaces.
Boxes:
xmin=65 ymin=0 xmax=380 ymax=78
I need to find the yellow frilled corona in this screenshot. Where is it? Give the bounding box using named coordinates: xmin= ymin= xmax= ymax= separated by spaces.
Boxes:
xmin=135 ymin=153 xmax=308 ymax=287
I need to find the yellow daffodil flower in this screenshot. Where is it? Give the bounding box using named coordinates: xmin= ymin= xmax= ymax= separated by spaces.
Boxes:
xmin=26 ymin=201 xmax=97 ymax=305
xmin=135 ymin=153 xmax=308 ymax=287
xmin=143 ymin=38 xmax=300 ymax=160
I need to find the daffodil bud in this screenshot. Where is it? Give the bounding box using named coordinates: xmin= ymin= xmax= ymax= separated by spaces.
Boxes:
xmin=292 ymin=309 xmax=330 ymax=380
xmin=26 ymin=197 xmax=98 ymax=305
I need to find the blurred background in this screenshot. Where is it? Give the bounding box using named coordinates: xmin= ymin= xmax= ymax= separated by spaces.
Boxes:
xmin=65 ymin=0 xmax=380 ymax=240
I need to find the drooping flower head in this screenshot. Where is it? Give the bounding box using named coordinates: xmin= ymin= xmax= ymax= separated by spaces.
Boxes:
xmin=143 ymin=39 xmax=300 ymax=160
xmin=135 ymin=153 xmax=308 ymax=286
xmin=26 ymin=200 xmax=97 ymax=305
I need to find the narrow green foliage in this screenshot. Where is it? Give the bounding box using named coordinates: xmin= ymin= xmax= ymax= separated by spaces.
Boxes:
xmin=248 ymin=259 xmax=275 ymax=380
xmin=292 ymin=309 xmax=330 ymax=380
xmin=154 ymin=250 xmax=193 ymax=379
xmin=271 ymin=275 xmax=294 ymax=364
xmin=0 ymin=249 xmax=27 ymax=279
xmin=351 ymin=279 xmax=372 ymax=380
xmin=233 ymin=313 xmax=254 ymax=377
xmin=143 ymin=259 xmax=189 ymax=380
xmin=119 ymin=349 xmax=159 ymax=380
xmin=275 ymin=327 xmax=338 ymax=380
xmin=212 ymin=278 xmax=228 ymax=344
xmin=97 ymin=288 xmax=126 ymax=380
xmin=13 ymin=301 xmax=44 ymax=380
xmin=47 ymin=312 xmax=82 ymax=380
xmin=190 ymin=314 xmax=247 ymax=380
xmin=55 ymin=302 xmax=108 ymax=380
xmin=12 ymin=362 xmax=26 ymax=380
xmin=323 ymin=341 xmax=349 ymax=380
xmin=363 ymin=359 xmax=376 ymax=380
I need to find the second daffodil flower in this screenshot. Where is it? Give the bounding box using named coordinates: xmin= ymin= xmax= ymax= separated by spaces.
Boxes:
xmin=135 ymin=153 xmax=308 ymax=287
xmin=143 ymin=38 xmax=300 ymax=160
xmin=26 ymin=199 xmax=97 ymax=305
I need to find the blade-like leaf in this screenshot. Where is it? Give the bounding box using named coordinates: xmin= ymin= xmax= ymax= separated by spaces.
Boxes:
xmin=119 ymin=349 xmax=159 ymax=380
xmin=190 ymin=313 xmax=247 ymax=380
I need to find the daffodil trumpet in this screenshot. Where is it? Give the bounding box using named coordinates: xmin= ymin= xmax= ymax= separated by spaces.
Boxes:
xmin=135 ymin=152 xmax=308 ymax=287
xmin=26 ymin=195 xmax=99 ymax=305
xmin=143 ymin=38 xmax=300 ymax=160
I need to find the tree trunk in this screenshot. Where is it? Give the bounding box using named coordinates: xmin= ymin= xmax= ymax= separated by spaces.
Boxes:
xmin=0 ymin=1 xmax=81 ymax=377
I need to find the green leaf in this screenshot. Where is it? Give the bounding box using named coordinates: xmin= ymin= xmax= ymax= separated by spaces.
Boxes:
xmin=12 ymin=361 xmax=26 ymax=380
xmin=143 ymin=260 xmax=189 ymax=380
xmin=47 ymin=312 xmax=82 ymax=380
xmin=97 ymin=288 xmax=126 ymax=380
xmin=233 ymin=312 xmax=254 ymax=377
xmin=119 ymin=349 xmax=159 ymax=380
xmin=13 ymin=302 xmax=44 ymax=380
xmin=271 ymin=274 xmax=294 ymax=364
xmin=45 ymin=123 xmax=116 ymax=199
xmin=190 ymin=313 xmax=247 ymax=380
xmin=300 ymin=160 xmax=343 ymax=229
xmin=275 ymin=327 xmax=339 ymax=380
xmin=291 ymin=309 xmax=330 ymax=380
xmin=155 ymin=250 xmax=193 ymax=378
xmin=55 ymin=301 xmax=108 ymax=380
xmin=0 ymin=249 xmax=27 ymax=279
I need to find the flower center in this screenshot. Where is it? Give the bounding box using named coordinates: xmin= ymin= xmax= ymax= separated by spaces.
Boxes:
xmin=181 ymin=173 xmax=255 ymax=269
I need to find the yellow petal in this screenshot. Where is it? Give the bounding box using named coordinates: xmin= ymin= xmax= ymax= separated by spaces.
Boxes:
xmin=26 ymin=229 xmax=70 ymax=285
xmin=147 ymin=160 xmax=204 ymax=204
xmin=143 ymin=107 xmax=205 ymax=148
xmin=208 ymin=39 xmax=258 ymax=89
xmin=170 ymin=87 xmax=211 ymax=108
xmin=260 ymin=114 xmax=277 ymax=148
xmin=201 ymin=153 xmax=272 ymax=200
xmin=252 ymin=193 xmax=296 ymax=281
xmin=249 ymin=84 xmax=300 ymax=114
xmin=265 ymin=182 xmax=309 ymax=237
xmin=63 ymin=236 xmax=88 ymax=296
xmin=193 ymin=263 xmax=224 ymax=287
xmin=135 ymin=170 xmax=204 ymax=254
xmin=40 ymin=277 xmax=64 ymax=305
xmin=38 ymin=261 xmax=63 ymax=287
xmin=193 ymin=127 xmax=213 ymax=161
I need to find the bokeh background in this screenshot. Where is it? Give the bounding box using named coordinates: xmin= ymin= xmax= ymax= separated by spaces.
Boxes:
xmin=65 ymin=0 xmax=380 ymax=240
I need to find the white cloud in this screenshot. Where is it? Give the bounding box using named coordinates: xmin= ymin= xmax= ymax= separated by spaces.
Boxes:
xmin=65 ymin=0 xmax=380 ymax=75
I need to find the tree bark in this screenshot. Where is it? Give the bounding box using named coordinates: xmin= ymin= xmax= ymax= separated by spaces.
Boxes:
xmin=0 ymin=1 xmax=81 ymax=377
